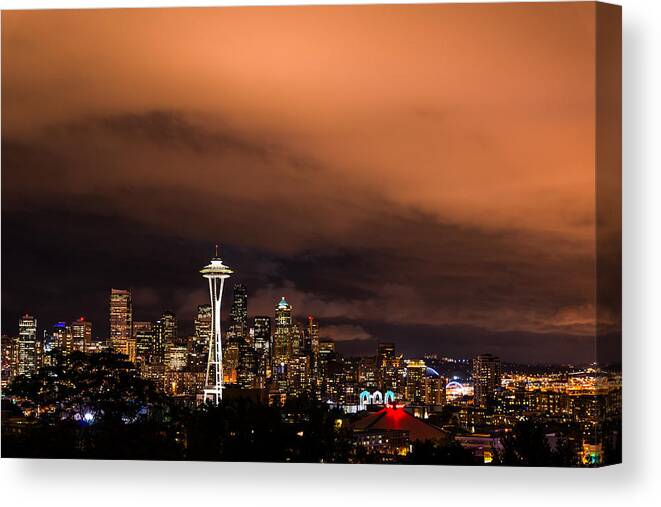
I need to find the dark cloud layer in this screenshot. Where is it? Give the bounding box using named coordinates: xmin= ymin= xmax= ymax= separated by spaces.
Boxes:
xmin=3 ymin=110 xmax=600 ymax=363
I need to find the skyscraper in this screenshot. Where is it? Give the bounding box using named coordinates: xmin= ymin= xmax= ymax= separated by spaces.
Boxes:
xmin=194 ymin=305 xmax=212 ymax=347
xmin=273 ymin=297 xmax=293 ymax=372
xmin=191 ymin=305 xmax=212 ymax=371
xmin=253 ymin=316 xmax=271 ymax=351
xmin=229 ymin=284 xmax=249 ymax=333
xmin=152 ymin=319 xmax=166 ymax=364
xmin=17 ymin=314 xmax=41 ymax=376
xmin=253 ymin=315 xmax=272 ymax=386
xmin=405 ymin=359 xmax=426 ymax=404
xmin=133 ymin=321 xmax=154 ymax=363
xmin=109 ymin=288 xmax=133 ymax=360
xmin=161 ymin=310 xmax=178 ymax=346
xmin=71 ymin=317 xmax=92 ymax=352
xmin=472 ymin=353 xmax=502 ymax=408
xmin=306 ymin=316 xmax=320 ymax=357
xmin=377 ymin=343 xmax=398 ymax=392
xmin=51 ymin=321 xmax=72 ymax=354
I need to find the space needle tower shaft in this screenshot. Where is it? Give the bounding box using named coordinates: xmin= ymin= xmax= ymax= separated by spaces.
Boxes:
xmin=200 ymin=245 xmax=233 ymax=405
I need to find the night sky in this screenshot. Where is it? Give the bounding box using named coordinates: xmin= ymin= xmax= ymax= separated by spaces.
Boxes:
xmin=2 ymin=4 xmax=617 ymax=363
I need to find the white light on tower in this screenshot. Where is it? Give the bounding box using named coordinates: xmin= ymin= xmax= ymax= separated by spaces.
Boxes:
xmin=200 ymin=245 xmax=233 ymax=405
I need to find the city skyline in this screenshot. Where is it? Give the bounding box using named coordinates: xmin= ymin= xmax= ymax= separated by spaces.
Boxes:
xmin=0 ymin=268 xmax=615 ymax=367
xmin=2 ymin=3 xmax=620 ymax=364
xmin=1 ymin=2 xmax=621 ymax=467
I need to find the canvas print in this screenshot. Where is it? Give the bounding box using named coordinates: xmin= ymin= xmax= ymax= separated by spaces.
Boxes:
xmin=1 ymin=2 xmax=621 ymax=466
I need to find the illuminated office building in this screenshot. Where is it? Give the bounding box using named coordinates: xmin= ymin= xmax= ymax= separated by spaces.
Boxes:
xmin=17 ymin=314 xmax=41 ymax=376
xmin=109 ymin=288 xmax=133 ymax=359
xmin=286 ymin=355 xmax=311 ymax=396
xmin=161 ymin=310 xmax=178 ymax=346
xmin=273 ymin=297 xmax=293 ymax=371
xmin=424 ymin=375 xmax=446 ymax=406
xmin=253 ymin=315 xmax=272 ymax=383
xmin=51 ymin=321 xmax=71 ymax=353
xmin=405 ymin=360 xmax=426 ymax=404
xmin=377 ymin=343 xmax=398 ymax=392
xmin=71 ymin=317 xmax=92 ymax=352
xmin=472 ymin=353 xmax=502 ymax=408
xmin=229 ymin=284 xmax=249 ymax=334
xmin=306 ymin=316 xmax=320 ymax=357
xmin=133 ymin=321 xmax=154 ymax=363
xmin=253 ymin=316 xmax=271 ymax=351
xmin=165 ymin=343 xmax=188 ymax=372
xmin=152 ymin=320 xmax=166 ymax=363
xmin=291 ymin=323 xmax=304 ymax=358
xmin=191 ymin=305 xmax=212 ymax=371
xmin=194 ymin=305 xmax=212 ymax=347
xmin=1 ymin=334 xmax=18 ymax=386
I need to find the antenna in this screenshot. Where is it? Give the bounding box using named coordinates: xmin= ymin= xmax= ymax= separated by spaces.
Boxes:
xmin=215 ymin=244 xmax=219 ymax=258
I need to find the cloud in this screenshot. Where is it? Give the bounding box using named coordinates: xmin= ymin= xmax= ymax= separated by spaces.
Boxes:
xmin=321 ymin=324 xmax=372 ymax=342
xmin=1 ymin=4 xmax=614 ymax=364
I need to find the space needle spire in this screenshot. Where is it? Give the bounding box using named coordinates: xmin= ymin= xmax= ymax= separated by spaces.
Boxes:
xmin=200 ymin=245 xmax=233 ymax=405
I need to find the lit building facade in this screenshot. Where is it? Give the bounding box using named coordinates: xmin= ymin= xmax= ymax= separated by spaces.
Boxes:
xmin=71 ymin=317 xmax=92 ymax=352
xmin=273 ymin=297 xmax=293 ymax=372
xmin=109 ymin=288 xmax=133 ymax=360
xmin=17 ymin=314 xmax=41 ymax=376
xmin=472 ymin=354 xmax=502 ymax=408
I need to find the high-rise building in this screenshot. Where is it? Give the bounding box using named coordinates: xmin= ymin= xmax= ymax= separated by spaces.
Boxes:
xmin=226 ymin=284 xmax=256 ymax=389
xmin=133 ymin=321 xmax=153 ymax=363
xmin=71 ymin=317 xmax=92 ymax=352
xmin=161 ymin=310 xmax=178 ymax=346
xmin=472 ymin=353 xmax=502 ymax=408
xmin=290 ymin=323 xmax=304 ymax=358
xmin=306 ymin=316 xmax=320 ymax=357
xmin=152 ymin=320 xmax=166 ymax=364
xmin=286 ymin=355 xmax=311 ymax=396
xmin=1 ymin=334 xmax=18 ymax=387
xmin=194 ymin=305 xmax=212 ymax=347
xmin=17 ymin=314 xmax=41 ymax=376
xmin=316 ymin=340 xmax=337 ymax=396
xmin=51 ymin=321 xmax=72 ymax=354
xmin=405 ymin=360 xmax=426 ymax=404
xmin=229 ymin=284 xmax=249 ymax=333
xmin=191 ymin=305 xmax=212 ymax=371
xmin=273 ymin=297 xmax=293 ymax=369
xmin=377 ymin=343 xmax=398 ymax=392
xmin=165 ymin=343 xmax=188 ymax=372
xmin=377 ymin=343 xmax=396 ymax=369
xmin=109 ymin=288 xmax=133 ymax=359
xmin=223 ymin=340 xmax=239 ymax=384
xmin=424 ymin=376 xmax=446 ymax=406
xmin=253 ymin=316 xmax=272 ymax=383
xmin=253 ymin=316 xmax=271 ymax=350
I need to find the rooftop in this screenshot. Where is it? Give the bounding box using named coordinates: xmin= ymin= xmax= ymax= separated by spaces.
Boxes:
xmin=351 ymin=407 xmax=446 ymax=442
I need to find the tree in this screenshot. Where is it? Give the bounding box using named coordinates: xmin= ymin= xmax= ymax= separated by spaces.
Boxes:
xmin=405 ymin=440 xmax=475 ymax=465
xmin=498 ymin=420 xmax=553 ymax=466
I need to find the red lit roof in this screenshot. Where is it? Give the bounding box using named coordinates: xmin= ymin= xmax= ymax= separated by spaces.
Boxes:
xmin=351 ymin=407 xmax=446 ymax=442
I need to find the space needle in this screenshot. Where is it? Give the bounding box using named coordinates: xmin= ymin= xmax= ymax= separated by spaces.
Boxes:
xmin=200 ymin=245 xmax=233 ymax=405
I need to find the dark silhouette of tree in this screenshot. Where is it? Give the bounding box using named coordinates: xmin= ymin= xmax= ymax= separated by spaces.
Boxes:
xmin=498 ymin=420 xmax=553 ymax=466
xmin=404 ymin=440 xmax=475 ymax=465
xmin=549 ymin=435 xmax=581 ymax=467
xmin=3 ymin=352 xmax=178 ymax=459
xmin=7 ymin=351 xmax=166 ymax=424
